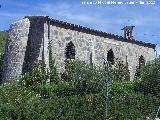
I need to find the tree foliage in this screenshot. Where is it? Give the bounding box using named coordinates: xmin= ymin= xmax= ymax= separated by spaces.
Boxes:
xmin=109 ymin=59 xmax=130 ymax=81
xmin=0 ymin=31 xmax=7 ymax=54
xmin=134 ymin=58 xmax=160 ymax=98
xmin=0 ymin=31 xmax=7 ymax=83
xmin=0 ymin=60 xmax=106 ymax=120
xmin=63 ymin=60 xmax=105 ymax=93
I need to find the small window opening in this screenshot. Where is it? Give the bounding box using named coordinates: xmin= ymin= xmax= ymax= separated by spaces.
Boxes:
xmin=107 ymin=49 xmax=114 ymax=64
xmin=139 ymin=55 xmax=145 ymax=65
xmin=65 ymin=41 xmax=75 ymax=59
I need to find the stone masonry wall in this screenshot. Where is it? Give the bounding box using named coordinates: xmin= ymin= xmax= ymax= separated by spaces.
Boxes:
xmin=2 ymin=18 xmax=30 ymax=82
xmin=2 ymin=17 xmax=50 ymax=82
xmin=2 ymin=16 xmax=156 ymax=82
xmin=49 ymin=25 xmax=155 ymax=79
xmin=22 ymin=17 xmax=47 ymax=74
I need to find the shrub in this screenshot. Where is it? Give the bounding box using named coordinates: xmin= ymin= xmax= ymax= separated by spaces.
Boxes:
xmin=109 ymin=59 xmax=130 ymax=81
xmin=0 ymin=53 xmax=4 ymax=83
xmin=48 ymin=44 xmax=59 ymax=83
xmin=108 ymin=80 xmax=159 ymax=119
xmin=49 ymin=58 xmax=59 ymax=83
xmin=0 ymin=81 xmax=37 ymax=120
xmin=134 ymin=58 xmax=160 ymax=97
xmin=0 ymin=59 xmax=159 ymax=120
xmin=62 ymin=59 xmax=105 ymax=93
xmin=0 ymin=31 xmax=8 ymax=54
xmin=19 ymin=61 xmax=49 ymax=89
xmin=0 ymin=31 xmax=8 ymax=84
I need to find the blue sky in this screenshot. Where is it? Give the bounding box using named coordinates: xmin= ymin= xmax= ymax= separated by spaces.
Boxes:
xmin=0 ymin=0 xmax=160 ymax=55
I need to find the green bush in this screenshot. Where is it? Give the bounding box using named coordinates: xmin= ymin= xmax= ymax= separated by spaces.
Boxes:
xmin=0 ymin=31 xmax=7 ymax=54
xmin=0 ymin=59 xmax=159 ymax=120
xmin=63 ymin=59 xmax=105 ymax=93
xmin=0 ymin=54 xmax=3 ymax=83
xmin=134 ymin=58 xmax=160 ymax=97
xmin=0 ymin=81 xmax=105 ymax=120
xmin=109 ymin=80 xmax=159 ymax=119
xmin=0 ymin=81 xmax=37 ymax=120
xmin=0 ymin=60 xmax=106 ymax=120
xmin=20 ymin=61 xmax=49 ymax=89
xmin=109 ymin=59 xmax=130 ymax=81
xmin=0 ymin=31 xmax=7 ymax=83
xmin=48 ymin=43 xmax=59 ymax=83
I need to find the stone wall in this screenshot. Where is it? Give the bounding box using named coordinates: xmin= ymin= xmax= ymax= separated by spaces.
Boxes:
xmin=2 ymin=17 xmax=50 ymax=82
xmin=21 ymin=17 xmax=47 ymax=74
xmin=49 ymin=25 xmax=155 ymax=79
xmin=2 ymin=18 xmax=30 ymax=82
xmin=2 ymin=16 xmax=156 ymax=82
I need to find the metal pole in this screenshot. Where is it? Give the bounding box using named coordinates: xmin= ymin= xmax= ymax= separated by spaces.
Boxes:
xmin=155 ymin=106 xmax=160 ymax=119
xmin=103 ymin=58 xmax=110 ymax=120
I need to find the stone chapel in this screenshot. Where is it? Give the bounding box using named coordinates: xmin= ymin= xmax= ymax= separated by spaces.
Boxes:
xmin=1 ymin=16 xmax=156 ymax=82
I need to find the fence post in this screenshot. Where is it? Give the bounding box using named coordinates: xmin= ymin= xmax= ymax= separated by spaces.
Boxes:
xmin=103 ymin=58 xmax=110 ymax=120
xmin=155 ymin=106 xmax=160 ymax=119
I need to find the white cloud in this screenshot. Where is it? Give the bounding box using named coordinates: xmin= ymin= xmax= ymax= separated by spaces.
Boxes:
xmin=37 ymin=3 xmax=111 ymax=26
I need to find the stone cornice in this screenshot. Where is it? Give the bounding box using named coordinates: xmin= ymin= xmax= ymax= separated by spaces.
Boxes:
xmin=25 ymin=16 xmax=156 ymax=49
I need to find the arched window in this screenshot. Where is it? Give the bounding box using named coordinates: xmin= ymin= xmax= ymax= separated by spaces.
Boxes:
xmin=90 ymin=52 xmax=93 ymax=66
xmin=65 ymin=41 xmax=75 ymax=59
xmin=139 ymin=55 xmax=145 ymax=65
xmin=107 ymin=49 xmax=114 ymax=64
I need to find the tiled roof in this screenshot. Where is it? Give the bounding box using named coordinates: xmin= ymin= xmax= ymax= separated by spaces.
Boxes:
xmin=25 ymin=16 xmax=156 ymax=49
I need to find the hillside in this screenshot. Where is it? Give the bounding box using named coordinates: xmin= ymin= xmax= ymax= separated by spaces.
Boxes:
xmin=0 ymin=31 xmax=8 ymax=54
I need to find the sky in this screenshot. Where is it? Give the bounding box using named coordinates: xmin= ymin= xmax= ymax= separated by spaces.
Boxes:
xmin=0 ymin=0 xmax=160 ymax=55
